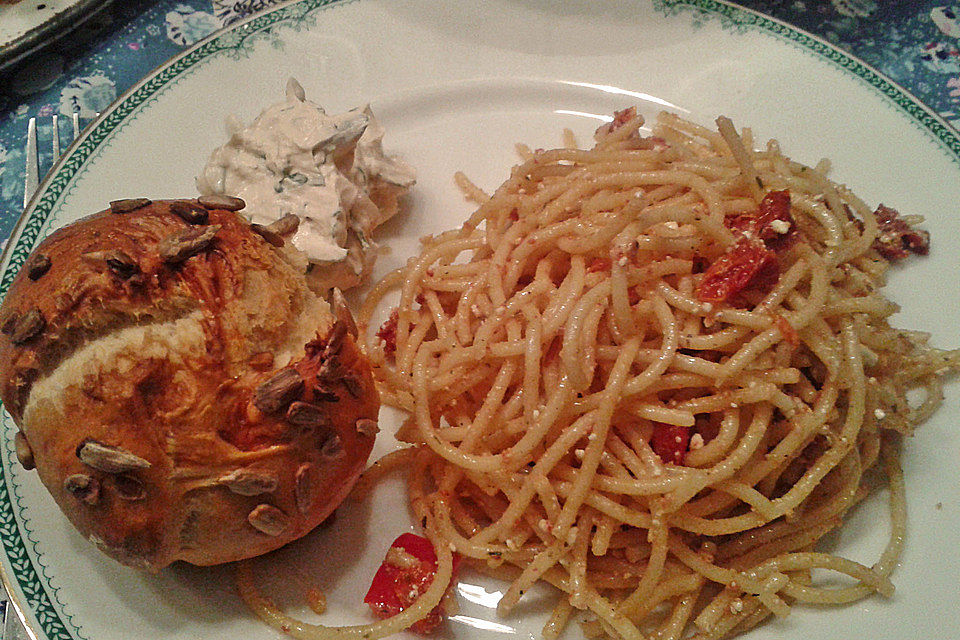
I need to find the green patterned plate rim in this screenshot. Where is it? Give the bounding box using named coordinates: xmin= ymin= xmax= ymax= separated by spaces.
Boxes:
xmin=0 ymin=1 xmax=958 ymax=639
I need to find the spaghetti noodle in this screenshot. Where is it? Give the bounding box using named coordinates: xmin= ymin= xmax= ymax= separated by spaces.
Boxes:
xmin=244 ymin=110 xmax=960 ymax=640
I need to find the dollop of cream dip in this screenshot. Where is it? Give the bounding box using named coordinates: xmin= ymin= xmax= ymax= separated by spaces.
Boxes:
xmin=197 ymin=78 xmax=415 ymax=292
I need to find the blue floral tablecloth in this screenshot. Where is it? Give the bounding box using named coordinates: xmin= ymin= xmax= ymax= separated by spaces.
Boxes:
xmin=0 ymin=0 xmax=958 ymax=636
xmin=2 ymin=0 xmax=960 ymax=251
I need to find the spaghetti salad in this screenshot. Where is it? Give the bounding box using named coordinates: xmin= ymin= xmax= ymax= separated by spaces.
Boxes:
xmin=295 ymin=109 xmax=955 ymax=640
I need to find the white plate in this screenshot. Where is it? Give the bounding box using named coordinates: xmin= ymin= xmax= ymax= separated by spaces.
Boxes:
xmin=0 ymin=0 xmax=118 ymax=70
xmin=2 ymin=1 xmax=959 ymax=639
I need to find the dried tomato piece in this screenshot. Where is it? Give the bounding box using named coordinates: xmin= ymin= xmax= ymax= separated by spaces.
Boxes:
xmin=872 ymin=204 xmax=930 ymax=261
xmin=594 ymin=107 xmax=667 ymax=149
xmin=364 ymin=533 xmax=460 ymax=635
xmin=696 ymin=238 xmax=778 ymax=304
xmin=693 ymin=414 xmax=721 ymax=445
xmin=723 ymin=214 xmax=755 ymax=236
xmin=595 ymin=106 xmax=638 ymax=138
xmin=724 ymin=190 xmax=795 ymax=250
xmin=754 ymin=190 xmax=796 ymax=249
xmin=376 ymin=309 xmax=400 ymax=356
xmin=651 ymin=423 xmax=691 ymax=465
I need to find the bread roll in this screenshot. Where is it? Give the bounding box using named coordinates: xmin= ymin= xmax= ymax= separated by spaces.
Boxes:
xmin=0 ymin=197 xmax=379 ymax=571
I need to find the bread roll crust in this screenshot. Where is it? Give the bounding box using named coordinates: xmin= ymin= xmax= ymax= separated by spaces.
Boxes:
xmin=0 ymin=199 xmax=378 ymax=571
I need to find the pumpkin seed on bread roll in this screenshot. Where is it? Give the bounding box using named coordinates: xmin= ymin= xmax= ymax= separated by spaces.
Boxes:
xmin=0 ymin=198 xmax=379 ymax=571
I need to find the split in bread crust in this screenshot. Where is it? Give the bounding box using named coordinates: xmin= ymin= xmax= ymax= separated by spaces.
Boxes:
xmin=0 ymin=198 xmax=379 ymax=570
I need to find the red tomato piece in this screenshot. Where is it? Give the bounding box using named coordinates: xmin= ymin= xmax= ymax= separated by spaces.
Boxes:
xmin=695 ymin=238 xmax=778 ymax=304
xmin=365 ymin=533 xmax=460 ymax=635
xmin=376 ymin=309 xmax=400 ymax=357
xmin=872 ymin=204 xmax=930 ymax=261
xmin=651 ymin=423 xmax=691 ymax=465
xmin=722 ymin=213 xmax=755 ymax=236
xmin=723 ymin=190 xmax=795 ymax=250
xmin=754 ymin=190 xmax=795 ymax=249
xmin=594 ymin=106 xmax=638 ymax=137
xmin=755 ymin=190 xmax=790 ymax=236
xmin=593 ymin=108 xmax=667 ymax=149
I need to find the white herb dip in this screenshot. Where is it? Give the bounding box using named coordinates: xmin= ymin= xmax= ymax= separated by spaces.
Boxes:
xmin=197 ymin=78 xmax=415 ymax=290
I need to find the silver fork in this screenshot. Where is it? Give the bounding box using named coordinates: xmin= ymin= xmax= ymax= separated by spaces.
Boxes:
xmin=6 ymin=112 xmax=86 ymax=639
xmin=22 ymin=112 xmax=83 ymax=210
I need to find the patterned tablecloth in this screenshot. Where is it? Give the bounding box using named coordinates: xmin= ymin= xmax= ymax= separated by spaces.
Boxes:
xmin=2 ymin=0 xmax=960 ymax=245
xmin=0 ymin=0 xmax=958 ymax=635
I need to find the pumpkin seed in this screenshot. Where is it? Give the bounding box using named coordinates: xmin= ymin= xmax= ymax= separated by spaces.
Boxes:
xmin=323 ymin=321 xmax=348 ymax=359
xmin=330 ymin=288 xmax=358 ymax=338
xmin=313 ymin=383 xmax=340 ymax=403
xmin=109 ymin=198 xmax=151 ymax=214
xmin=294 ymin=463 xmax=313 ymax=514
xmin=341 ymin=374 xmax=362 ymax=398
xmin=198 ymin=194 xmax=245 ymax=211
xmin=253 ymin=368 xmax=304 ymax=414
xmin=83 ymin=249 xmax=139 ymax=279
xmin=250 ymin=223 xmax=284 ymax=247
xmin=27 ymin=254 xmax=51 ymax=280
xmin=64 ymin=474 xmax=100 ymax=505
xmin=247 ymin=504 xmax=289 ymax=536
xmin=356 ymin=418 xmax=379 ymax=438
xmin=318 ymin=356 xmax=344 ymax=381
xmin=158 ymin=225 xmax=221 ymax=264
xmin=9 ymin=308 xmax=44 ymax=345
xmin=1 ymin=312 xmax=19 ymax=335
xmin=170 ymin=200 xmax=209 ymax=224
xmin=320 ymin=433 xmax=343 ymax=459
xmin=219 ymin=468 xmax=279 ymax=496
xmin=265 ymin=214 xmax=300 ymax=236
xmin=14 ymin=431 xmax=34 ymax=470
xmin=286 ymin=401 xmax=329 ymax=429
xmin=76 ymin=439 xmax=151 ymax=473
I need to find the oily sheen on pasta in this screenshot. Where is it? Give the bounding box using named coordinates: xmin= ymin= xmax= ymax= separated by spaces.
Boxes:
xmin=244 ymin=111 xmax=959 ymax=640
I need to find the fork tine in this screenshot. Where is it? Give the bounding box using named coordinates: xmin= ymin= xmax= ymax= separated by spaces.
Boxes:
xmin=51 ymin=115 xmax=61 ymax=164
xmin=23 ymin=117 xmax=39 ymax=210
xmin=23 ymin=112 xmax=93 ymax=211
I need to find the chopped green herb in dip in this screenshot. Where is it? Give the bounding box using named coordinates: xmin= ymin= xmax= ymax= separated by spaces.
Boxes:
xmin=197 ymin=78 xmax=415 ymax=292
